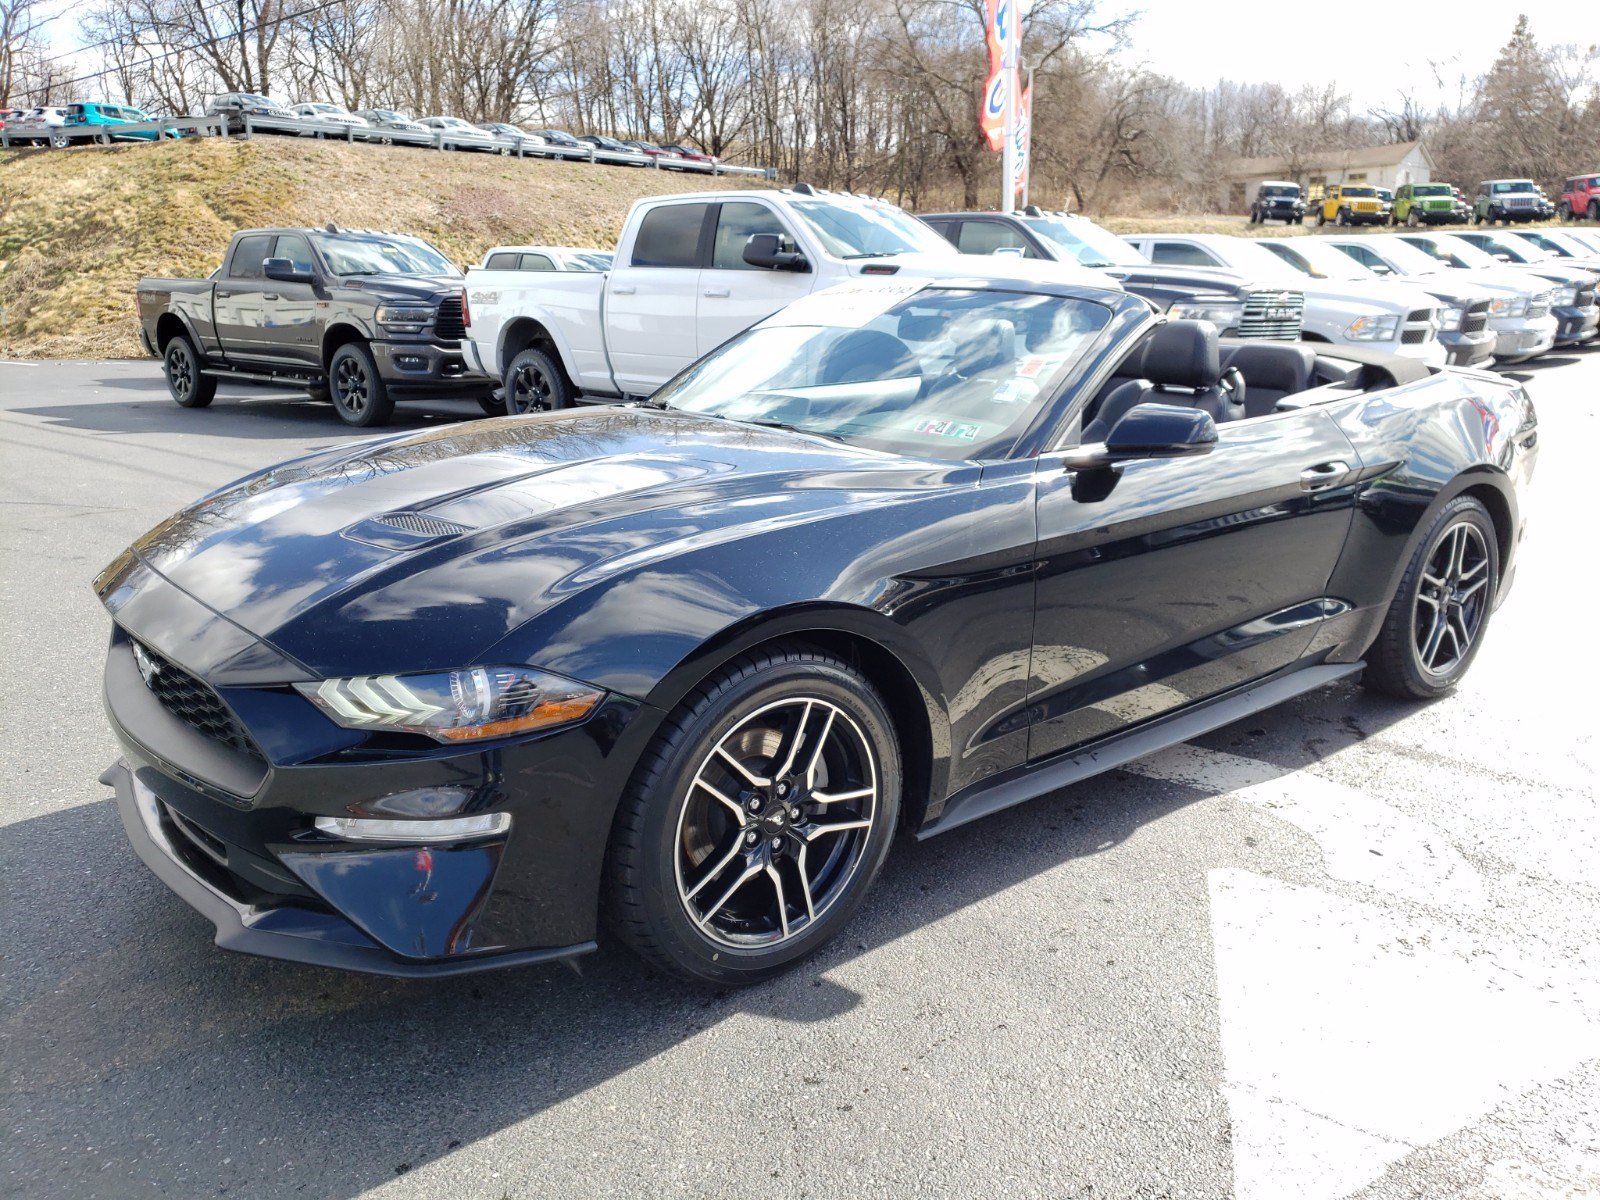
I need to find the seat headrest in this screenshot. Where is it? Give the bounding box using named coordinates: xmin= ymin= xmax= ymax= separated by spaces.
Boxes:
xmin=1222 ymin=343 xmax=1316 ymax=394
xmin=945 ymin=318 xmax=1016 ymax=375
xmin=818 ymin=329 xmax=917 ymax=385
xmin=1144 ymin=320 xmax=1221 ymax=389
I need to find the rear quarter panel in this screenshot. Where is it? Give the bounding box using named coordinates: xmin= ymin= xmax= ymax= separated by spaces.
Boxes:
xmin=464 ymin=268 xmax=609 ymax=387
xmin=1305 ymin=370 xmax=1536 ymax=661
xmin=136 ymin=278 xmax=220 ymax=357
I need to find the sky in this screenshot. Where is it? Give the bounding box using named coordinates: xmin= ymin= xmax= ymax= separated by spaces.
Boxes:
xmin=1122 ymin=2 xmax=1599 ymax=110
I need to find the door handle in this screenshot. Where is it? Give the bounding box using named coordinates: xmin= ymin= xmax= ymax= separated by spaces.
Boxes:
xmin=703 ymin=287 xmax=731 ymax=298
xmin=611 ymin=284 xmax=636 ymax=295
xmin=1299 ymin=461 xmax=1352 ymax=492
xmin=261 ymin=293 xmax=278 ymax=301
xmin=216 ymin=290 xmax=234 ymax=298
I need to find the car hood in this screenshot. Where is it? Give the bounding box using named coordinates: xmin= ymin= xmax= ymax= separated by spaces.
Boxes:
xmin=1101 ymin=263 xmax=1256 ymax=298
xmin=333 ymin=275 xmax=465 ymax=303
xmin=109 ymin=409 xmax=947 ymax=679
xmin=1297 ymin=279 xmax=1438 ymax=312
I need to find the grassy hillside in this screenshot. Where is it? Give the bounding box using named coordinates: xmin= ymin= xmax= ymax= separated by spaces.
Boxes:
xmin=0 ymin=137 xmax=770 ymax=359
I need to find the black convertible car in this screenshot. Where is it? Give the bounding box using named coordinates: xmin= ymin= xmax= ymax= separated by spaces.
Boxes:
xmin=96 ymin=274 xmax=1537 ymax=985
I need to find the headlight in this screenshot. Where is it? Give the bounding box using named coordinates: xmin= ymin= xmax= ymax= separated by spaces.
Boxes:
xmin=1344 ymin=313 xmax=1400 ymax=341
xmin=297 ymin=666 xmax=604 ymax=742
xmin=375 ymin=303 xmax=436 ymax=332
xmin=1169 ymin=299 xmax=1244 ymax=327
xmin=1555 ymin=285 xmax=1578 ymax=306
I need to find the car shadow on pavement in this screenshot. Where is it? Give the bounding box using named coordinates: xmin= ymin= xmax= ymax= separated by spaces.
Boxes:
xmin=0 ymin=680 xmax=1415 ymax=1197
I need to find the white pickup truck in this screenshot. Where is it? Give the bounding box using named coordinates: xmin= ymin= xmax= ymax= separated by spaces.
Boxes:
xmin=462 ymin=187 xmax=1112 ymax=412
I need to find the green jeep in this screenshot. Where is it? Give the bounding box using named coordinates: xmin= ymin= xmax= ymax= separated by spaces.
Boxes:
xmin=1395 ymin=182 xmax=1467 ymax=227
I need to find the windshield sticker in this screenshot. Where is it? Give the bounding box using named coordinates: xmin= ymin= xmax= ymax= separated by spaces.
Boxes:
xmin=1016 ymin=354 xmax=1067 ymax=379
xmin=914 ymin=419 xmax=982 ymax=440
xmin=990 ymin=378 xmax=1039 ymax=406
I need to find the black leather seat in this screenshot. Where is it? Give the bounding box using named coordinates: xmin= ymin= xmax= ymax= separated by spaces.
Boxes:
xmin=817 ymin=329 xmax=918 ymax=385
xmin=1221 ymin=343 xmax=1317 ymax=417
xmin=1082 ymin=321 xmax=1241 ymax=441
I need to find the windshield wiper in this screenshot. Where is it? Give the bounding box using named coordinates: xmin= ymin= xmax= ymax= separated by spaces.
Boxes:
xmin=842 ymin=250 xmax=907 ymax=260
xmin=741 ymin=417 xmax=844 ymax=442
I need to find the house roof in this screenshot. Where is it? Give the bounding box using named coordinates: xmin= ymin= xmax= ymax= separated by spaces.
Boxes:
xmin=1225 ymin=141 xmax=1435 ymax=179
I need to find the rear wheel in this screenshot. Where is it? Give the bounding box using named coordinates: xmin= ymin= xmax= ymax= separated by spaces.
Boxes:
xmin=1590 ymin=201 xmax=1599 ymax=222
xmin=163 ymin=335 xmax=216 ymax=408
xmin=328 ymin=342 xmax=393 ymax=427
xmin=476 ymin=392 xmax=505 ymax=417
xmin=1364 ymin=496 xmax=1498 ymax=700
xmin=49 ymin=131 xmax=71 ymax=149
xmin=605 ymin=646 xmax=901 ymax=985
xmin=504 ymin=347 xmax=573 ymax=414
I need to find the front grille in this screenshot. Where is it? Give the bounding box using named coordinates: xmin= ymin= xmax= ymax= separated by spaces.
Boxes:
xmin=1239 ymin=290 xmax=1305 ymax=340
xmin=167 ymin=806 xmax=228 ymax=865
xmin=1461 ymin=301 xmax=1490 ymax=334
xmin=132 ymin=641 xmax=260 ymax=758
xmin=434 ymin=294 xmax=467 ymax=341
xmin=1504 ymin=196 xmax=1538 ymax=209
xmin=1401 ymin=328 xmax=1430 ymax=344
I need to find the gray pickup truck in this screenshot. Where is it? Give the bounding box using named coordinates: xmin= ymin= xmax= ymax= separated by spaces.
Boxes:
xmin=136 ymin=226 xmax=495 ymax=426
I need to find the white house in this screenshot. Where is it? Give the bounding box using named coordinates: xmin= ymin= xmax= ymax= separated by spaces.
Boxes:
xmin=1222 ymin=142 xmax=1436 ymax=210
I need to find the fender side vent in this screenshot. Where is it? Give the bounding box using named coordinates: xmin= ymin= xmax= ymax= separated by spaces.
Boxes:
xmin=344 ymin=512 xmax=473 ymax=549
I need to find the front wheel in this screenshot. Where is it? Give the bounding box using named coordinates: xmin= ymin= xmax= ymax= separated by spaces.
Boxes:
xmin=1406 ymin=209 xmax=1420 ymax=227
xmin=1336 ymin=208 xmax=1351 ymax=227
xmin=1363 ymin=496 xmax=1498 ymax=700
xmin=504 ymin=347 xmax=573 ymax=414
xmin=49 ymin=131 xmax=71 ymax=149
xmin=605 ymin=645 xmax=902 ymax=985
xmin=1315 ymin=210 xmax=1326 ymax=227
xmin=328 ymin=342 xmax=394 ymax=427
xmin=163 ymin=335 xmax=216 ymax=408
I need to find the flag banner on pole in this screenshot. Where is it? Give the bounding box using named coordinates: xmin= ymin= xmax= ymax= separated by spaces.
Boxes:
xmin=1010 ymin=81 xmax=1032 ymax=206
xmin=979 ymin=0 xmax=1014 ymax=152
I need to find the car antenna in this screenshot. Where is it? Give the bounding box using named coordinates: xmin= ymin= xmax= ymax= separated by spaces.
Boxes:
xmin=1022 ymin=204 xmax=1043 ymax=217
xmin=325 ymin=222 xmax=340 ymax=233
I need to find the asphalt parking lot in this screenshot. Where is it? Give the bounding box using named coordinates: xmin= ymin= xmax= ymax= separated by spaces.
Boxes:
xmin=3 ymin=353 xmax=1598 ymax=1200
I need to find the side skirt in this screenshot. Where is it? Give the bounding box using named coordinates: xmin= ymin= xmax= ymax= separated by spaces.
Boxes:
xmin=916 ymin=661 xmax=1363 ymax=840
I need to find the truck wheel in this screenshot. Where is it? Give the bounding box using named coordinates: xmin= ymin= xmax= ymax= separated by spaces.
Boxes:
xmin=1406 ymin=210 xmax=1419 ymax=227
xmin=1315 ymin=210 xmax=1326 ymax=227
xmin=49 ymin=131 xmax=71 ymax=149
xmin=1560 ymin=203 xmax=1573 ymax=222
xmin=504 ymin=347 xmax=573 ymax=414
xmin=328 ymin=342 xmax=394 ymax=427
xmin=1590 ymin=201 xmax=1599 ymax=222
xmin=1336 ymin=208 xmax=1350 ymax=227
xmin=163 ymin=335 xmax=217 ymax=409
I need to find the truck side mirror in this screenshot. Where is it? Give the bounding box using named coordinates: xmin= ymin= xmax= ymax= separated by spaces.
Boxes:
xmin=743 ymin=233 xmax=809 ymax=273
xmin=263 ymin=257 xmax=314 ymax=284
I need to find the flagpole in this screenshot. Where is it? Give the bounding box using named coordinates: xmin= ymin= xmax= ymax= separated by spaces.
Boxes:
xmin=1020 ymin=66 xmax=1034 ymax=209
xmin=999 ymin=3 xmax=1019 ymax=211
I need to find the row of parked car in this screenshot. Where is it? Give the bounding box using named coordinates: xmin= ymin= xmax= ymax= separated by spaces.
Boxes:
xmin=1249 ymin=175 xmax=1600 ymax=228
xmin=133 ymin=183 xmax=1598 ymax=428
xmin=0 ymin=94 xmax=726 ymax=169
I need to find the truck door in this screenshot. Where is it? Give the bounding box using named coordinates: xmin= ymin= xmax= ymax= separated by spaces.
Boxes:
xmin=212 ymin=233 xmax=276 ymax=362
xmin=695 ymin=201 xmax=816 ymax=356
xmin=603 ymin=201 xmax=709 ymax=395
xmin=264 ymin=233 xmax=321 ymax=367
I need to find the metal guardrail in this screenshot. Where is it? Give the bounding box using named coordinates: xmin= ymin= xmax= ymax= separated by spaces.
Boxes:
xmin=1 ymin=111 xmax=776 ymax=178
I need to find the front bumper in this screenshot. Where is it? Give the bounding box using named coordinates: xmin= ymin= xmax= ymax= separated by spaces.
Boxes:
xmin=1440 ymin=326 xmax=1497 ymax=367
xmin=1553 ymin=304 xmax=1599 ymax=346
xmin=104 ymin=760 xmax=596 ymax=978
xmin=371 ymin=339 xmax=495 ymax=396
xmin=1491 ymin=315 xmax=1558 ymax=361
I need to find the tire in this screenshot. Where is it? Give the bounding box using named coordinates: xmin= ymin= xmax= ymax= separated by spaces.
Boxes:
xmin=1249 ymin=210 xmax=1259 ymax=225
xmin=503 ymin=346 xmax=573 ymax=414
xmin=1406 ymin=209 xmax=1419 ymax=227
xmin=1336 ymin=207 xmax=1351 ymax=227
xmin=49 ymin=131 xmax=70 ymax=149
xmin=1315 ymin=210 xmax=1326 ymax=227
xmin=477 ymin=392 xmax=505 ymax=418
xmin=380 ymin=135 xmax=394 ymax=146
xmin=1560 ymin=204 xmax=1573 ymax=222
xmin=1590 ymin=201 xmax=1599 ymax=223
xmin=605 ymin=644 xmax=902 ymax=986
xmin=1363 ymin=496 xmax=1498 ymax=701
xmin=306 ymin=382 xmax=331 ymax=403
xmin=163 ymin=335 xmax=216 ymax=408
xmin=327 ymin=341 xmax=393 ymax=427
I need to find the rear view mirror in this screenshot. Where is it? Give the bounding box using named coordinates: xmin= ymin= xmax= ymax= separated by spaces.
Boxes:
xmin=1064 ymin=403 xmax=1217 ymax=472
xmin=263 ymin=257 xmax=314 ymax=284
xmin=743 ymin=233 xmax=810 ymax=273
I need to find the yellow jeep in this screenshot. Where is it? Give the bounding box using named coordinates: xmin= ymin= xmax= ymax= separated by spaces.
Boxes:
xmin=1314 ymin=185 xmax=1387 ymax=227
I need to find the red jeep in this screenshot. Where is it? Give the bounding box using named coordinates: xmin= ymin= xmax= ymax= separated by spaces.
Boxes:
xmin=1561 ymin=173 xmax=1600 ymax=222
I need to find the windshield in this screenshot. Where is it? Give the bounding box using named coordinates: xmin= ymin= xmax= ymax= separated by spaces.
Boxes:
xmin=650 ymin=285 xmax=1111 ymax=460
xmin=1202 ymin=238 xmax=1308 ymax=286
xmin=1401 ymin=235 xmax=1498 ymax=271
xmin=1340 ymin=187 xmax=1377 ymax=198
xmin=1492 ymin=181 xmax=1536 ymax=194
xmin=1259 ymin=239 xmax=1373 ymax=281
xmin=1413 ymin=185 xmax=1452 ymax=197
xmin=1475 ymin=235 xmax=1549 ymax=263
xmin=790 ymin=199 xmax=955 ymax=259
xmin=1022 ymin=217 xmax=1144 ymax=267
xmin=313 ymin=234 xmax=460 ymax=277
xmin=1260 ymin=185 xmax=1299 ymax=197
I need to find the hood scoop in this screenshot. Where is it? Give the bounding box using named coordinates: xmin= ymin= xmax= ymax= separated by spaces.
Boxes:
xmin=343 ymin=511 xmax=475 ymax=550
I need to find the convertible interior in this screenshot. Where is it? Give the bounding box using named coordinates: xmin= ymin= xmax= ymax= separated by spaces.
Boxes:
xmin=1080 ymin=319 xmax=1435 ymax=442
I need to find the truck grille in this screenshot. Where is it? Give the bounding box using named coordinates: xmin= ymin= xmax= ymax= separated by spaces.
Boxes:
xmin=1461 ymin=301 xmax=1490 ymax=334
xmin=434 ymin=294 xmax=467 ymax=341
xmin=131 ymin=640 xmax=261 ymax=759
xmin=1239 ymin=290 xmax=1304 ymax=340
xmin=1400 ymin=328 xmax=1430 ymax=344
xmin=1504 ymin=196 xmax=1538 ymax=210
xmin=1400 ymin=308 xmax=1436 ymax=345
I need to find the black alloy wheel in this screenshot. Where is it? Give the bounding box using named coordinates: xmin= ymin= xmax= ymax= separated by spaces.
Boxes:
xmin=606 ymin=645 xmax=901 ymax=985
xmin=328 ymin=342 xmax=394 ymax=427
xmin=163 ymin=335 xmax=216 ymax=408
xmin=1364 ymin=496 xmax=1498 ymax=699
xmin=504 ymin=347 xmax=573 ymax=414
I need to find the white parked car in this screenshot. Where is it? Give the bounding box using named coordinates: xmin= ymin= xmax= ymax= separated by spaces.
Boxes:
xmin=6 ymin=106 xmax=72 ymax=144
xmin=1320 ymin=234 xmax=1558 ymax=364
xmin=354 ymin=109 xmax=429 ymax=138
xmin=478 ymin=245 xmax=614 ymax=272
xmin=463 ymin=186 xmax=1110 ymax=412
xmin=290 ymin=102 xmax=369 ymax=127
xmin=1121 ymin=232 xmax=1447 ymax=367
xmin=418 ymin=116 xmax=496 ymax=149
xmin=475 ymin=122 xmax=546 ymax=150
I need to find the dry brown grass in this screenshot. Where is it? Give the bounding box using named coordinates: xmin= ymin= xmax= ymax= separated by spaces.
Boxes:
xmin=0 ymin=136 xmax=769 ymax=359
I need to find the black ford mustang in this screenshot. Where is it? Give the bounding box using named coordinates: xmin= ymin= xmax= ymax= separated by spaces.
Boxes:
xmin=97 ymin=274 xmax=1537 ymax=985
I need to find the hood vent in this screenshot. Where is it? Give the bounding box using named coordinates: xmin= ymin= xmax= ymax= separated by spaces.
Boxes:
xmin=343 ymin=511 xmax=474 ymax=549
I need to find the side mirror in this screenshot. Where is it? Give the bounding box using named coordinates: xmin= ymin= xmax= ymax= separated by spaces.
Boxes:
xmin=263 ymin=257 xmax=314 ymax=284
xmin=743 ymin=233 xmax=810 ymax=272
xmin=1064 ymin=403 xmax=1218 ymax=471
xmin=1493 ymin=252 xmax=1513 ymax=263
xmin=992 ymin=246 xmax=1026 ymax=257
